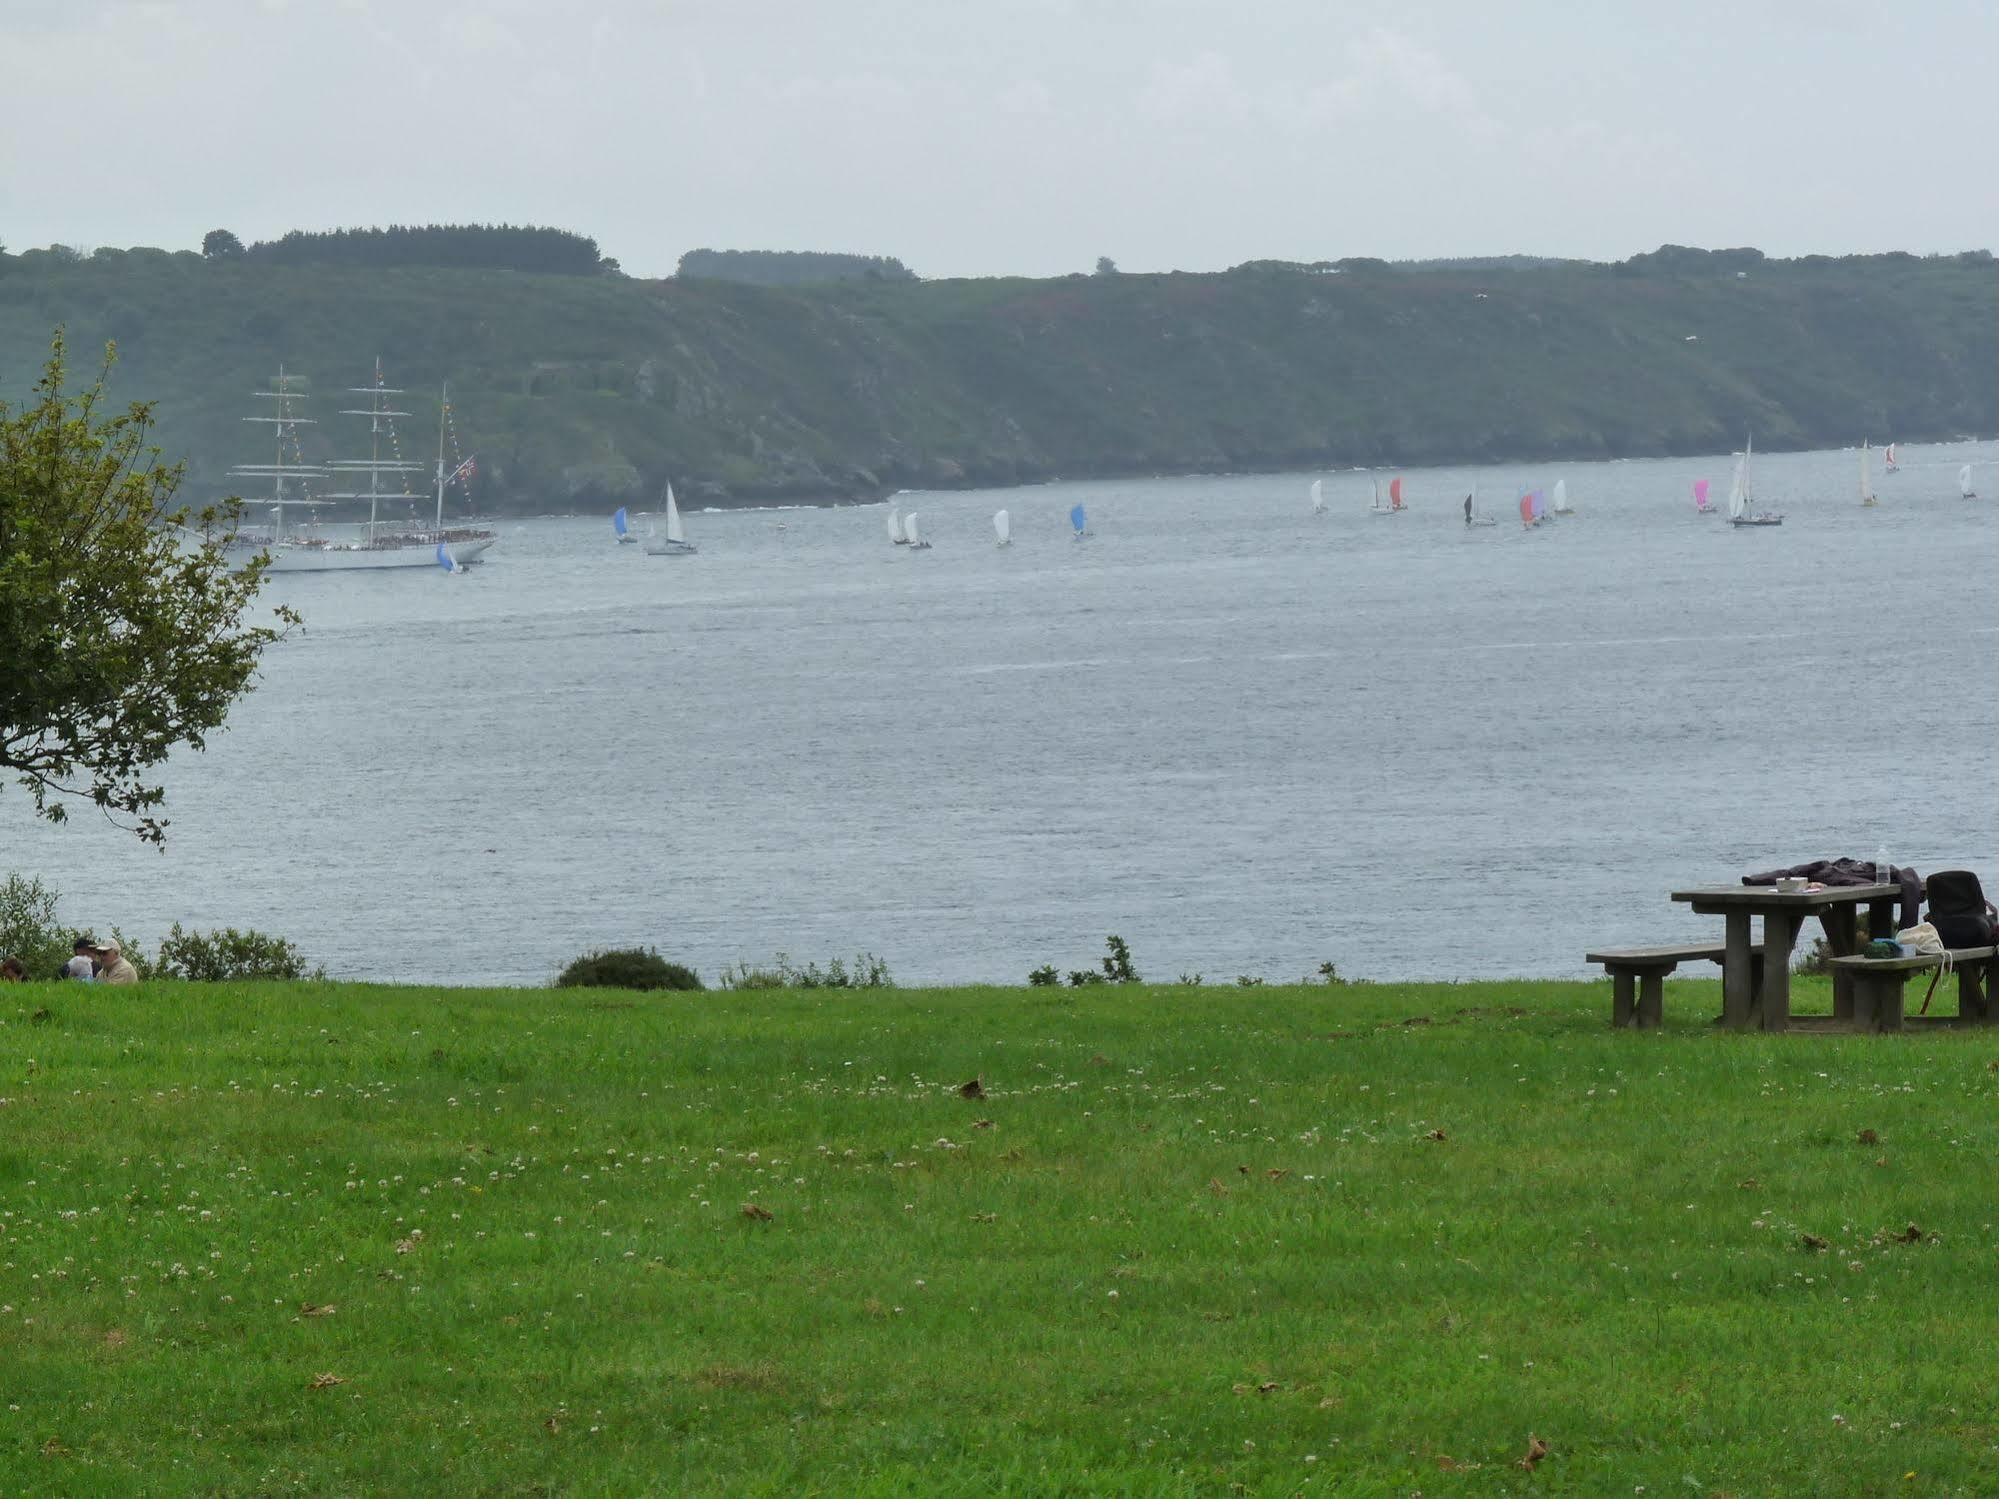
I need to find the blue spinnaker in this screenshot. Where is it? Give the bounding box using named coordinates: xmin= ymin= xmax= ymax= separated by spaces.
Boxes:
xmin=613 ymin=506 xmax=629 ymax=536
xmin=1070 ymin=503 xmax=1086 ymax=534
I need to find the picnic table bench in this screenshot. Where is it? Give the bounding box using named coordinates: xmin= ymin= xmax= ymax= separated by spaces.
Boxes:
xmin=1586 ymin=944 xmax=1764 ymax=1029
xmin=1826 ymin=946 xmax=1999 ymax=1031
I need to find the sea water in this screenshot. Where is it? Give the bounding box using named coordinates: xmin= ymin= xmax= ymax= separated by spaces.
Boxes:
xmin=9 ymin=440 xmax=1997 ymax=986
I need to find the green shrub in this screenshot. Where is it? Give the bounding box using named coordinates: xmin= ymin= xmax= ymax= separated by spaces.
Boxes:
xmin=1027 ymin=964 xmax=1061 ymax=986
xmin=555 ymin=948 xmax=702 ymax=991
xmin=717 ymin=953 xmax=893 ymax=991
xmin=0 ymin=874 xmax=66 ymax=977
xmin=156 ymin=923 xmax=320 ymax=981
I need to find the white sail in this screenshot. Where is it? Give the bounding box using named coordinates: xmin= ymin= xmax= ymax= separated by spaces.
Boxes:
xmin=1962 ymin=464 xmax=1976 ymax=498
xmin=1551 ymin=478 xmax=1571 ymax=513
xmin=1727 ymin=452 xmax=1747 ymax=520
xmin=1310 ymin=478 xmax=1325 ymax=513
xmin=1860 ymin=442 xmax=1875 ymax=506
xmin=887 ymin=506 xmax=906 ymax=544
xmin=905 ymin=512 xmax=922 ymax=546
xmin=1370 ymin=477 xmax=1382 ymax=512
xmin=993 ymin=508 xmax=1010 ymax=545
xmin=665 ymin=483 xmax=686 ymax=543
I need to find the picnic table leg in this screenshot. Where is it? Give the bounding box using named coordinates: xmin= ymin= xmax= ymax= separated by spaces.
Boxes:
xmin=1867 ymin=898 xmax=1897 ymax=941
xmin=1822 ymin=905 xmax=1859 ymax=1020
xmin=1723 ymin=911 xmax=1755 ymax=1028
xmin=1637 ymin=970 xmax=1666 ymax=1029
xmin=1611 ymin=970 xmax=1636 ymax=1027
xmin=1960 ymin=961 xmax=1992 ymax=1026
xmin=1759 ymin=911 xmax=1796 ymax=1031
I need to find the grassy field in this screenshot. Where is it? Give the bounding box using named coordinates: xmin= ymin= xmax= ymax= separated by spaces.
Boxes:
xmin=2 ymin=975 xmax=1995 ymax=1494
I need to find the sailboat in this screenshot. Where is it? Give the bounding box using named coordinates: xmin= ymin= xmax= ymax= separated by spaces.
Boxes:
xmin=1369 ymin=478 xmax=1390 ymax=515
xmin=887 ymin=504 xmax=910 ymax=545
xmin=1517 ymin=491 xmax=1536 ymax=528
xmin=1389 ymin=476 xmax=1407 ymax=512
xmin=1462 ymin=482 xmax=1495 ymax=527
xmin=1551 ymin=479 xmax=1573 ymax=515
xmin=613 ymin=506 xmax=637 ymax=545
xmin=1694 ymin=478 xmax=1714 ymax=514
xmin=1884 ymin=443 xmax=1899 ymax=473
xmin=1070 ymin=503 xmax=1090 ymax=540
xmin=644 ymin=483 xmax=697 ymax=555
xmin=256 ymin=361 xmax=496 ymax=572
xmin=1729 ymin=437 xmax=1783 ymax=526
xmin=905 ymin=511 xmax=932 ymax=550
xmin=1310 ymin=478 xmax=1327 ymax=515
xmin=994 ymin=509 xmax=1011 ymax=547
xmin=1961 ymin=464 xmax=1978 ymax=499
xmin=1860 ymin=440 xmax=1877 ymax=507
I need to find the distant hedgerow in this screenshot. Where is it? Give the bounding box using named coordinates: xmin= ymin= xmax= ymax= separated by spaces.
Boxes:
xmin=556 ymin=948 xmax=703 ymax=991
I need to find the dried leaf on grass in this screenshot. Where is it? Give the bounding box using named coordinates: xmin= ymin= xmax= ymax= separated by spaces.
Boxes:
xmin=1858 ymin=1128 xmax=1880 ymax=1145
xmin=972 ymin=1118 xmax=994 ymax=1130
xmin=1207 ymin=1178 xmax=1229 ymax=1197
xmin=741 ymin=1203 xmax=774 ymax=1222
xmin=1517 ymin=1435 xmax=1549 ymax=1470
xmin=1426 ymin=1129 xmax=1449 ymax=1142
xmin=957 ymin=1078 xmax=985 ymax=1099
xmin=544 ymin=1416 xmax=561 ymax=1435
xmin=300 ymin=1303 xmax=337 ymax=1318
xmin=1737 ymin=1178 xmax=1760 ymax=1189
xmin=308 ymin=1372 xmax=345 ymax=1390
xmin=1230 ymin=1381 xmax=1280 ymax=1396
xmin=29 ymin=1009 xmax=50 ymax=1025
xmin=1889 ymin=1223 xmax=1930 ymax=1244
xmin=40 ymin=1437 xmax=69 ymax=1458
xmin=1265 ymin=1168 xmax=1290 ymax=1181
xmin=392 ymin=1238 xmax=418 ymax=1255
xmin=1800 ymin=1233 xmax=1830 ymax=1252
xmin=102 ymin=1329 xmax=126 ymax=1349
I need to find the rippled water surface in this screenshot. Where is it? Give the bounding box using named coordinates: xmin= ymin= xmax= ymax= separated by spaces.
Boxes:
xmin=11 ymin=441 xmax=1999 ymax=985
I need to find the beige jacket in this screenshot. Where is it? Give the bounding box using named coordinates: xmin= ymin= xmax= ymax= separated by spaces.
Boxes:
xmin=98 ymin=956 xmax=139 ymax=985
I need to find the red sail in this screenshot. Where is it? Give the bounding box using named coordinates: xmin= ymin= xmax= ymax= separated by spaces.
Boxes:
xmin=1389 ymin=477 xmax=1403 ymax=509
xmin=1519 ymin=493 xmax=1533 ymax=525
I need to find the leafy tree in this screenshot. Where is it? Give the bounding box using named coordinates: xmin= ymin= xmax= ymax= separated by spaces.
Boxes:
xmin=242 ymin=223 xmax=603 ymax=273
xmin=202 ymin=228 xmax=244 ymax=259
xmin=1094 ymin=256 xmax=1119 ymax=276
xmin=676 ymin=248 xmax=918 ymax=285
xmin=0 ymin=334 xmax=294 ymax=844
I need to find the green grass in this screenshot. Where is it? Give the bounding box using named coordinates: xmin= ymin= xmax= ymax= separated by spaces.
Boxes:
xmin=2 ymin=976 xmax=1995 ymax=1494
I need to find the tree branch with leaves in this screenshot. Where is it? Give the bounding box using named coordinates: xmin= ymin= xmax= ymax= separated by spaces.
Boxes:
xmin=0 ymin=333 xmax=295 ymax=844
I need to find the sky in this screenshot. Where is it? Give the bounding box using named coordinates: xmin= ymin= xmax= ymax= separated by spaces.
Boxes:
xmin=2 ymin=0 xmax=1994 ymax=280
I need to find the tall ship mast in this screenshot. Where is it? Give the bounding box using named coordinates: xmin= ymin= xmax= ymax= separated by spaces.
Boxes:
xmin=228 ymin=367 xmax=329 ymax=546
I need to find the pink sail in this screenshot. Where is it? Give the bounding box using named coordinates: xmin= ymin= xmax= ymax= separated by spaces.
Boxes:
xmin=1528 ymin=488 xmax=1546 ymax=520
xmin=1519 ymin=493 xmax=1534 ymax=526
xmin=1389 ymin=477 xmax=1404 ymax=509
xmin=1694 ymin=479 xmax=1710 ymax=510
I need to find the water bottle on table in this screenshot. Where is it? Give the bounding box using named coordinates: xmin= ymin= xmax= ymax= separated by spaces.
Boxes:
xmin=1875 ymin=845 xmax=1892 ymax=887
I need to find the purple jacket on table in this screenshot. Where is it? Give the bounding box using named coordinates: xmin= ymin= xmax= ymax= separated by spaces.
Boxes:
xmin=1743 ymin=858 xmax=1921 ymax=930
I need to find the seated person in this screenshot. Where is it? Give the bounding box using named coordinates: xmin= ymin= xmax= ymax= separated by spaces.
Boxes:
xmin=94 ymin=940 xmax=138 ymax=985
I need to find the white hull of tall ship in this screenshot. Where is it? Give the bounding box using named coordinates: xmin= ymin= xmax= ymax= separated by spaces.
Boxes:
xmin=265 ymin=536 xmax=496 ymax=572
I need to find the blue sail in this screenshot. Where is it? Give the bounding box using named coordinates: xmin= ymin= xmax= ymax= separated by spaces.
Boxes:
xmin=435 ymin=541 xmax=459 ymax=573
xmin=1070 ymin=503 xmax=1086 ymax=535
xmin=613 ymin=506 xmax=629 ymax=537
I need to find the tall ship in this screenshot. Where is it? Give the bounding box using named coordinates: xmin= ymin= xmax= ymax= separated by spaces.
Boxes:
xmin=229 ymin=362 xmax=496 ymax=571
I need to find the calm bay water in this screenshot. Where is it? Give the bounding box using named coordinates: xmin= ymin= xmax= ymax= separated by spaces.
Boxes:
xmin=9 ymin=442 xmax=1998 ymax=986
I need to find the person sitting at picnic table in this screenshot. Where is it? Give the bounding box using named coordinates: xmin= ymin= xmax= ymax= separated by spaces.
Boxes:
xmin=60 ymin=954 xmax=96 ymax=981
xmin=93 ymin=939 xmax=138 ymax=985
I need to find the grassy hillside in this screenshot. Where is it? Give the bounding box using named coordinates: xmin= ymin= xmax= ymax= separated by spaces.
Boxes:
xmin=3 ymin=976 xmax=1996 ymax=1492
xmin=4 ymin=249 xmax=1999 ymax=514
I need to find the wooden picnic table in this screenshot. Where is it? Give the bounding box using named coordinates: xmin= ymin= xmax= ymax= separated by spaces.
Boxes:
xmin=1670 ymin=884 xmax=1901 ymax=1031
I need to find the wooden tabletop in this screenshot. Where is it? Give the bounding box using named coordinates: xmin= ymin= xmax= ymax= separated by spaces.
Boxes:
xmin=1670 ymin=884 xmax=1899 ymax=908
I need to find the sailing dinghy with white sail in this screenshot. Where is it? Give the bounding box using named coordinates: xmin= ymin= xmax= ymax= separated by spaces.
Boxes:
xmin=887 ymin=504 xmax=910 ymax=545
xmin=1462 ymin=482 xmax=1496 ymax=527
xmin=905 ymin=512 xmax=932 ymax=550
xmin=1860 ymin=441 xmax=1877 ymax=507
xmin=645 ymin=483 xmax=697 ymax=555
xmin=1962 ymin=464 xmax=1978 ymax=499
xmin=1310 ymin=479 xmax=1327 ymax=515
xmin=1550 ymin=479 xmax=1574 ymax=515
xmin=993 ymin=509 xmax=1011 ymax=546
xmin=1729 ymin=437 xmax=1783 ymax=526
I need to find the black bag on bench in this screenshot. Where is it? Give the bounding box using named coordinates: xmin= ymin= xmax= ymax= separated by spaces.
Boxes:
xmin=1925 ymin=869 xmax=1995 ymax=948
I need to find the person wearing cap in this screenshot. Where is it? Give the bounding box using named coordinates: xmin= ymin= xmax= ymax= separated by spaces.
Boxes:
xmin=94 ymin=940 xmax=139 ymax=985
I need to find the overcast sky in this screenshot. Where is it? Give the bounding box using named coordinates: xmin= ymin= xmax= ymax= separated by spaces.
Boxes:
xmin=4 ymin=0 xmax=1994 ymax=279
